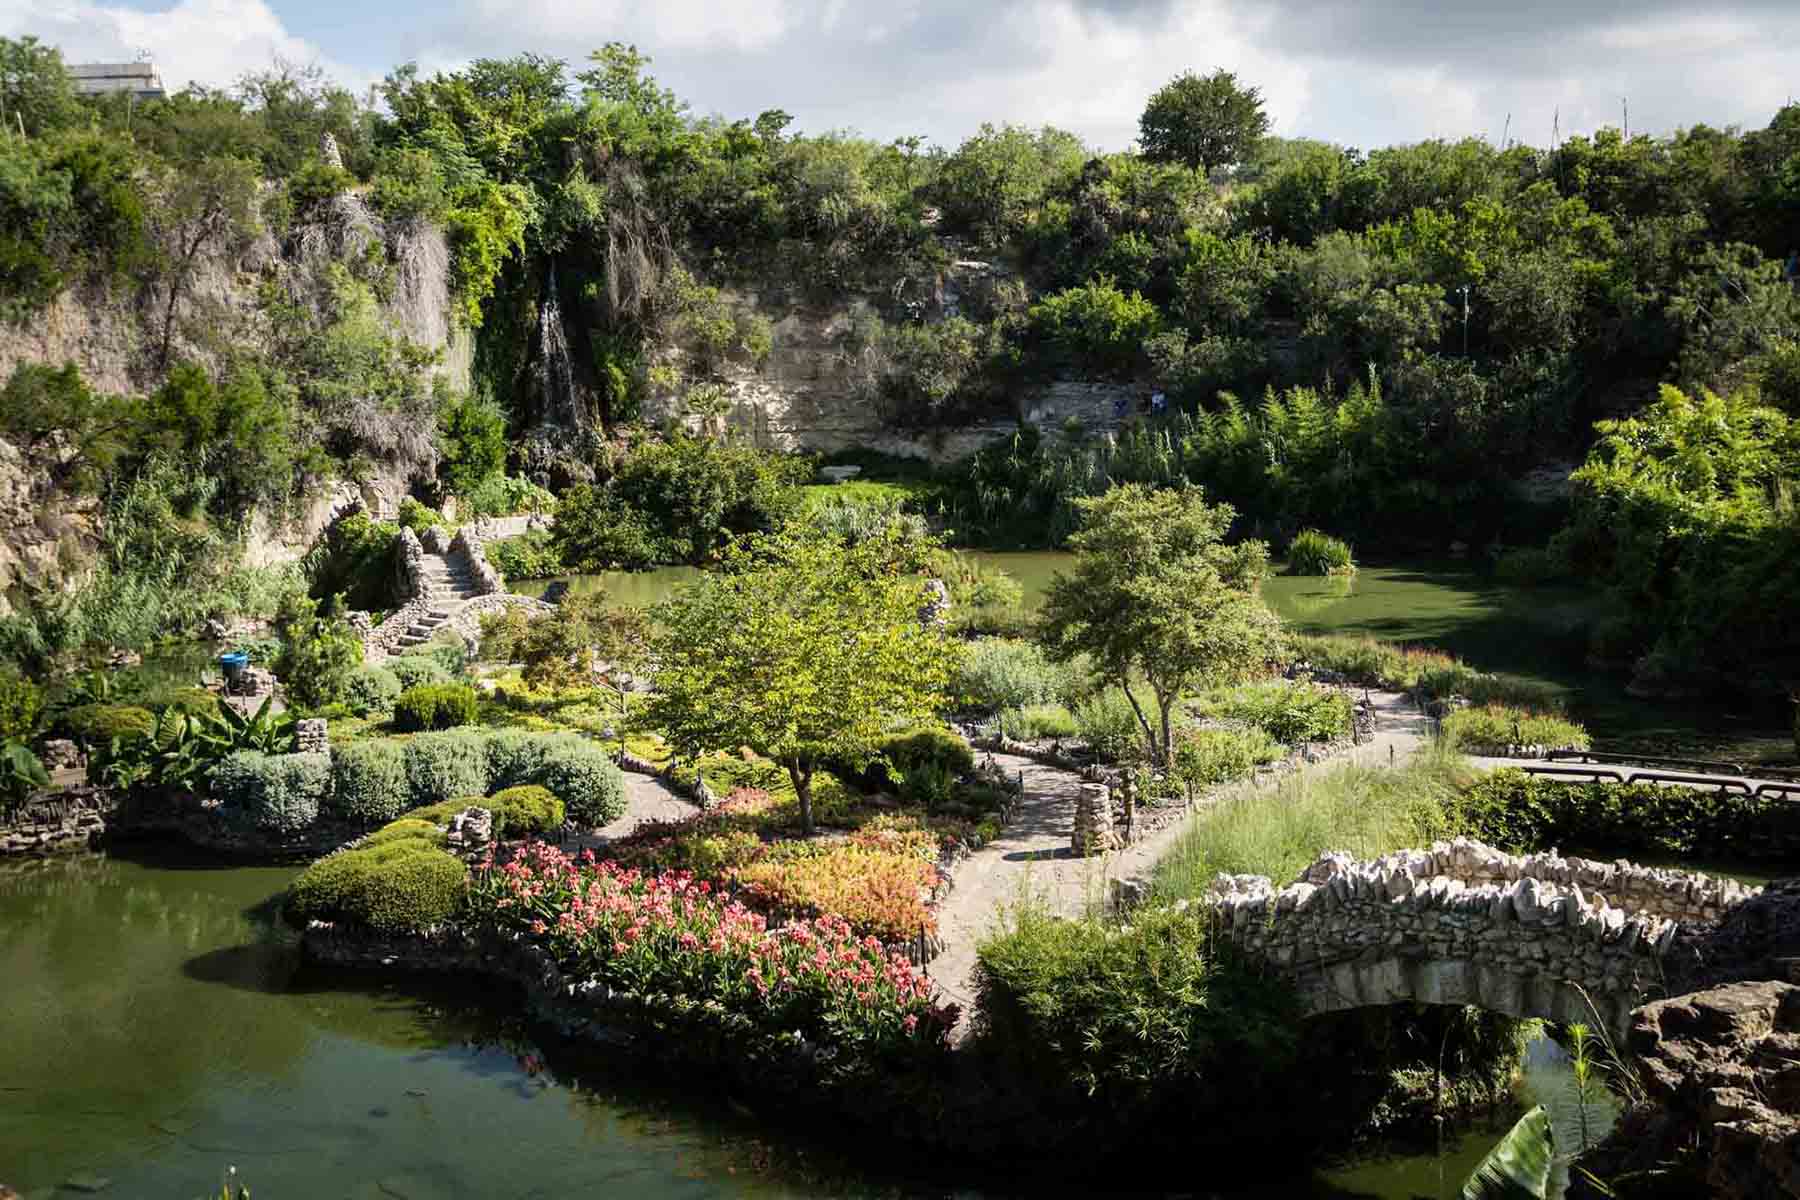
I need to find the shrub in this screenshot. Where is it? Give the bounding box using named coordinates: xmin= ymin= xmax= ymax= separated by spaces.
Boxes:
xmin=879 ymin=726 xmax=977 ymax=781
xmin=0 ymin=669 xmax=44 ymax=741
xmin=343 ymin=666 xmax=402 ymax=716
xmin=273 ymin=593 xmax=362 ymax=709
xmin=538 ymin=736 xmax=625 ymax=827
xmin=975 ymin=902 xmax=1293 ymax=1101
xmin=386 ymin=655 xmax=450 ymax=690
xmin=1170 ymin=726 xmax=1282 ymax=796
xmin=1492 ymin=545 xmax=1566 ymax=585
xmin=735 ymin=840 xmax=941 ymax=942
xmin=393 ymin=683 xmax=479 ymax=732
xmin=329 ymin=739 xmax=410 ymax=826
xmin=1201 ymin=681 xmax=1352 ymax=744
xmin=403 ymin=731 xmax=491 ymax=806
xmin=1074 ymin=688 xmax=1142 ymax=761
xmin=488 ymin=784 xmax=565 ymax=836
xmin=998 ymin=703 xmax=1080 ymax=741
xmin=302 ymin=512 xmax=399 ymax=613
xmin=392 ymin=643 xmax=465 ymax=678
xmin=1455 ymin=770 xmax=1785 ymax=862
xmin=63 ymin=703 xmax=155 ymax=745
xmin=286 ymin=838 xmax=468 ymax=933
xmin=1286 ymin=529 xmax=1355 ymax=575
xmin=1439 ymin=705 xmax=1589 ymax=754
xmin=462 ymin=474 xmax=557 ymax=519
xmin=209 ymin=750 xmax=332 ymax=833
xmin=397 ymin=496 xmax=446 ymax=534
xmin=356 ymin=817 xmax=448 ymax=849
xmin=485 ymin=729 xmax=554 ymax=790
xmin=486 ymin=530 xmax=565 ymax=580
xmin=1286 ymin=635 xmax=1565 ymax=711
xmin=956 ymin=638 xmax=1077 ymax=712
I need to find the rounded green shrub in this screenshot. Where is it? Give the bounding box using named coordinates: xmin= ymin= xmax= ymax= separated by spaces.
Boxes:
xmin=344 ymin=666 xmax=402 ymax=716
xmin=357 ymin=817 xmax=447 ymax=849
xmin=485 ymin=729 xmax=553 ymax=790
xmin=393 ymin=683 xmax=478 ymax=732
xmin=64 ymin=703 xmax=155 ymax=744
xmin=488 ymin=784 xmax=564 ymax=835
xmin=537 ymin=737 xmax=625 ymax=827
xmin=286 ymin=839 xmax=467 ymax=933
xmin=956 ymin=638 xmax=1078 ymax=713
xmin=403 ymin=730 xmax=491 ymax=806
xmin=387 ymin=656 xmax=450 ymax=691
xmin=209 ymin=750 xmax=332 ymax=833
xmin=329 ymin=739 xmax=410 ymax=826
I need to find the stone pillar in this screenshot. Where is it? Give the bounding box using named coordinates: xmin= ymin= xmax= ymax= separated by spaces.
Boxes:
xmin=1072 ymin=783 xmax=1119 ymax=857
xmin=295 ymin=719 xmax=329 ymax=755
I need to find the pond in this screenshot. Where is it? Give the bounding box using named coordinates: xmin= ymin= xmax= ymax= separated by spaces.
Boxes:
xmin=516 ymin=555 xmax=1794 ymax=765
xmin=0 ymin=848 xmax=1513 ymax=1199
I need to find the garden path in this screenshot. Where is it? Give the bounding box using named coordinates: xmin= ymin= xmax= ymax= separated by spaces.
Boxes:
xmin=928 ymin=690 xmax=1431 ymax=1040
xmin=568 ymin=773 xmax=699 ymax=852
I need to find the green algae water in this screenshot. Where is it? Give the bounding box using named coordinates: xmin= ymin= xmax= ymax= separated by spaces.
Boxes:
xmin=2 ymin=847 xmax=1509 ymax=1199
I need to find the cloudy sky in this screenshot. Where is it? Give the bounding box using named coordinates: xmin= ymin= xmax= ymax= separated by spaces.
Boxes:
xmin=7 ymin=0 xmax=1800 ymax=151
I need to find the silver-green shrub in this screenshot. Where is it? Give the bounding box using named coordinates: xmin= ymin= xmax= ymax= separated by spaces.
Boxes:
xmin=329 ymin=739 xmax=409 ymax=825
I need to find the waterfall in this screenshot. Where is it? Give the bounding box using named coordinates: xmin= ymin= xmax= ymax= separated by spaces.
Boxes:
xmin=537 ymin=262 xmax=580 ymax=431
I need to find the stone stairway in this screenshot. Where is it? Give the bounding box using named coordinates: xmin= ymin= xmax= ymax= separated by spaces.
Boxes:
xmin=395 ymin=551 xmax=483 ymax=648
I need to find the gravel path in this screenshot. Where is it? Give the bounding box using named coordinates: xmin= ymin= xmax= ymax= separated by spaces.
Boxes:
xmin=568 ymin=772 xmax=700 ymax=852
xmin=927 ymin=690 xmax=1433 ymax=1036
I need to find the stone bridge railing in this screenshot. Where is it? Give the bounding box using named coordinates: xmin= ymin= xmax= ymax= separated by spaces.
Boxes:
xmin=1204 ymin=838 xmax=1758 ymax=1033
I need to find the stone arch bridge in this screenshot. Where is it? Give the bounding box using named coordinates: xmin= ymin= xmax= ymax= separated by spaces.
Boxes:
xmin=1204 ymin=838 xmax=1756 ymax=1033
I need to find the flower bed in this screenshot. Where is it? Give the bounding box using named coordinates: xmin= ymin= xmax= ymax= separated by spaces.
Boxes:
xmin=610 ymin=790 xmax=945 ymax=941
xmin=465 ymin=843 xmax=955 ymax=1058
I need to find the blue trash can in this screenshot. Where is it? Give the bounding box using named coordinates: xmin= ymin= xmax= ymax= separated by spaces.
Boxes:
xmin=219 ymin=651 xmax=249 ymax=687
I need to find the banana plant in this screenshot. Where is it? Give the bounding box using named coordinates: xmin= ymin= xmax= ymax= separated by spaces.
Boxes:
xmin=1462 ymin=1028 xmax=1623 ymax=1200
xmin=88 ymin=697 xmax=299 ymax=794
xmin=1 ymin=738 xmax=49 ymax=807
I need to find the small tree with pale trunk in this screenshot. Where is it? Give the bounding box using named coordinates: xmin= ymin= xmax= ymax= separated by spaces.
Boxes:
xmin=1039 ymin=484 xmax=1279 ymax=766
xmin=647 ymin=524 xmax=958 ymax=834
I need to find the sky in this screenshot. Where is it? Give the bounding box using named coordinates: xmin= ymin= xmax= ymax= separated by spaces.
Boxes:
xmin=6 ymin=0 xmax=1800 ymax=152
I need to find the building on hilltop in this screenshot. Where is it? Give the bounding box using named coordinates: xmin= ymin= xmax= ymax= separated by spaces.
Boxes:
xmin=68 ymin=61 xmax=166 ymax=101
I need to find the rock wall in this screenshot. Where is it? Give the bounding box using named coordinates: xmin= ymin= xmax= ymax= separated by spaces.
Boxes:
xmin=0 ymin=196 xmax=466 ymax=598
xmin=0 ymin=788 xmax=113 ymax=855
xmin=643 ymin=282 xmax=1137 ymax=461
xmin=1204 ymin=838 xmax=1754 ymax=1031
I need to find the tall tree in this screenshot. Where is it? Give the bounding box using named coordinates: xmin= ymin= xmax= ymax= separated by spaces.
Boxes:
xmin=1039 ymin=484 xmax=1279 ymax=765
xmin=647 ymin=525 xmax=958 ymax=834
xmin=1138 ymin=69 xmax=1270 ymax=173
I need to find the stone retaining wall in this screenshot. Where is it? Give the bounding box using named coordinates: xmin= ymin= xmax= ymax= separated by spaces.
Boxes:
xmin=0 ymin=788 xmax=114 ymax=855
xmin=1203 ymin=838 xmax=1754 ymax=1031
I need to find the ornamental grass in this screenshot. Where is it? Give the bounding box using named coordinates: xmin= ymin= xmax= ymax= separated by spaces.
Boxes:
xmin=466 ymin=843 xmax=955 ymax=1057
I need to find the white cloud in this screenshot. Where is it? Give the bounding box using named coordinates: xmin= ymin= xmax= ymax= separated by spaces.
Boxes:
xmin=1 ymin=0 xmax=368 ymax=95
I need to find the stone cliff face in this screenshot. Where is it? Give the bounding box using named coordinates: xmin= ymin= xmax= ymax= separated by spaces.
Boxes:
xmin=0 ymin=195 xmax=465 ymax=603
xmin=642 ymin=266 xmax=1137 ymax=461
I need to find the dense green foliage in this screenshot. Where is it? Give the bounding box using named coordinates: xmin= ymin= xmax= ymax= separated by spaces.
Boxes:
xmin=1194 ymin=680 xmax=1353 ymax=745
xmin=1138 ymin=69 xmax=1269 ymax=172
xmin=1439 ymin=705 xmax=1591 ymax=754
xmin=328 ymin=739 xmax=411 ymax=825
xmin=550 ymin=434 xmax=811 ymax=568
xmin=208 ymin=750 xmax=332 ymax=833
xmin=1040 ymin=484 xmax=1278 ymax=764
xmin=392 ymin=682 xmax=479 ymax=732
xmin=1286 ymin=529 xmax=1355 ymax=575
xmin=648 ymin=524 xmax=959 ymax=832
xmin=271 ymin=594 xmax=363 ymax=709
xmin=1455 ymin=769 xmax=1791 ymax=862
xmin=1547 ymin=384 xmax=1800 ymax=694
xmin=285 ymin=831 xmax=468 ymax=934
xmin=343 ymin=665 xmax=403 ymax=716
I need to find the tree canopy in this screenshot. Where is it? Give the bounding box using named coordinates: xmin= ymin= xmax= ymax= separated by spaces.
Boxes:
xmin=1138 ymin=69 xmax=1270 ymax=172
xmin=646 ymin=525 xmax=960 ymax=833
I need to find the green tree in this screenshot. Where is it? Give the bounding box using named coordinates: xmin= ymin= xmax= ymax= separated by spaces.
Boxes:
xmin=1039 ymin=484 xmax=1279 ymax=765
xmin=1138 ymin=69 xmax=1270 ymax=173
xmin=0 ymin=36 xmax=78 ymax=136
xmin=272 ymin=592 xmax=364 ymax=709
xmin=437 ymin=391 xmax=507 ymax=498
xmin=647 ymin=525 xmax=958 ymax=833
